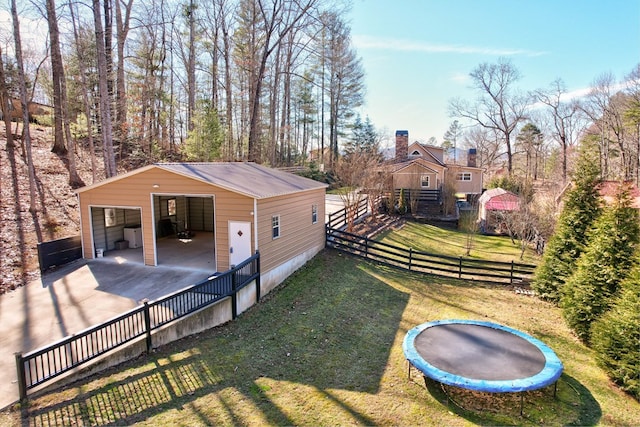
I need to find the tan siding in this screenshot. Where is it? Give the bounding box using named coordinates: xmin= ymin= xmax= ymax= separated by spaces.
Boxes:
xmin=256 ymin=190 xmax=326 ymax=273
xmin=78 ymin=168 xmax=253 ymax=268
xmin=393 ymin=163 xmax=444 ymax=189
xmin=449 ymin=166 xmax=483 ymax=194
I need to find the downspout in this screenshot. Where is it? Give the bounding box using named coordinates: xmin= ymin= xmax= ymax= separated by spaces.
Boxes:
xmin=253 ymin=198 xmax=258 ymax=253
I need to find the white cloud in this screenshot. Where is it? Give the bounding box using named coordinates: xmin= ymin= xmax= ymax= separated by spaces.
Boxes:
xmin=353 ymin=35 xmax=548 ymax=57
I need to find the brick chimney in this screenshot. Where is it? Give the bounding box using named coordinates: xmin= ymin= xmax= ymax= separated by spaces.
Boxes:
xmin=395 ymin=130 xmax=408 ymax=162
xmin=467 ymin=148 xmax=477 ymax=167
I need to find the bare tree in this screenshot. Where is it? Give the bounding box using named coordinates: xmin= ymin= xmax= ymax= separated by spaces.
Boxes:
xmin=0 ymin=45 xmax=14 ymax=149
xmin=45 ymin=0 xmax=84 ymax=187
xmin=534 ymin=79 xmax=585 ymax=183
xmin=69 ymin=0 xmax=98 ymax=183
xmin=449 ymin=58 xmax=529 ymax=175
xmin=333 ymin=149 xmax=380 ymax=232
xmin=245 ymin=0 xmax=318 ymax=163
xmin=11 ymin=0 xmax=37 ymax=212
xmin=580 ymin=73 xmax=628 ymax=180
xmin=93 ymin=0 xmax=117 ymax=177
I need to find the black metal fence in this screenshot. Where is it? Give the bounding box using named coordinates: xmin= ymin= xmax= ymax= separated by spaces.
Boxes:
xmin=15 ymin=252 xmax=260 ymax=400
xmin=37 ymin=235 xmax=82 ymax=272
xmin=326 ymin=197 xmax=369 ymax=230
xmin=326 ymin=227 xmax=536 ymax=284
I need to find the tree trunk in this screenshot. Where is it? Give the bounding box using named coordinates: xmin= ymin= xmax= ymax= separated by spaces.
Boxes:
xmin=47 ymin=0 xmax=84 ymax=187
xmin=69 ymin=1 xmax=98 ymax=183
xmin=11 ymin=0 xmax=38 ymax=214
xmin=115 ymin=0 xmax=134 ymax=145
xmin=0 ymin=45 xmax=14 ymax=149
xmin=46 ymin=0 xmax=66 ymax=156
xmin=94 ymin=0 xmax=117 ymax=177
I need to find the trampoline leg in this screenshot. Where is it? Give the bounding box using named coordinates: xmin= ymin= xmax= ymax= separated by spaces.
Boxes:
xmin=407 ymin=361 xmax=411 ymax=380
xmin=520 ymin=393 xmax=524 ymax=417
xmin=553 ymin=381 xmax=558 ymax=398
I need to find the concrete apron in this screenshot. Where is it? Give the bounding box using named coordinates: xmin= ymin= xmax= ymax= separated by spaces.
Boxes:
xmin=0 ymin=258 xmax=213 ymax=410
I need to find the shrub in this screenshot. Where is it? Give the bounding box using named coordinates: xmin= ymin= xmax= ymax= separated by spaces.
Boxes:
xmin=591 ymin=268 xmax=640 ymax=400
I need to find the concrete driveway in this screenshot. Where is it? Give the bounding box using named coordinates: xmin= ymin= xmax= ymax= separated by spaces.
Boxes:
xmin=0 ymin=257 xmax=213 ymax=410
xmin=1 ymin=195 xmax=344 ymax=409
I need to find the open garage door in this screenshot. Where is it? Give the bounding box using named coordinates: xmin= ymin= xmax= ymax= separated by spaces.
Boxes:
xmin=154 ymin=195 xmax=216 ymax=272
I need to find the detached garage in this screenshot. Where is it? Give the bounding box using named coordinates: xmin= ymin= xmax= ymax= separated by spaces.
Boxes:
xmin=75 ymin=162 xmax=328 ymax=292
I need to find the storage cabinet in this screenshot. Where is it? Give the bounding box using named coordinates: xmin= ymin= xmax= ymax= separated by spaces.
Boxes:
xmin=124 ymin=226 xmax=142 ymax=248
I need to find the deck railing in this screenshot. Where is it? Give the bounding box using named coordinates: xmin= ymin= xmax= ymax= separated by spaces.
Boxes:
xmin=15 ymin=252 xmax=260 ymax=400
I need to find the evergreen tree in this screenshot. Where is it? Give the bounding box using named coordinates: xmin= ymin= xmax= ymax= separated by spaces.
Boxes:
xmin=532 ymin=148 xmax=602 ymax=302
xmin=591 ymin=261 xmax=640 ymax=399
xmin=183 ymin=100 xmax=224 ymax=161
xmin=344 ymin=114 xmax=379 ymax=158
xmin=561 ymin=182 xmax=640 ymax=343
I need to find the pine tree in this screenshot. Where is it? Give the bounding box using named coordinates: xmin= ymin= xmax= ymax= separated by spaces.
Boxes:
xmin=532 ymin=148 xmax=602 ymax=302
xmin=183 ymin=100 xmax=224 ymax=161
xmin=561 ymin=182 xmax=640 ymax=343
xmin=591 ymin=260 xmax=640 ymax=399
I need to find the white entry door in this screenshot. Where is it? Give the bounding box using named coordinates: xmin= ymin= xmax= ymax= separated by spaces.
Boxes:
xmin=229 ymin=221 xmax=252 ymax=267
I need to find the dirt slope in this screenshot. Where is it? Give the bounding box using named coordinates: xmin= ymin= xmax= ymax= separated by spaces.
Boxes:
xmin=0 ymin=122 xmax=101 ymax=294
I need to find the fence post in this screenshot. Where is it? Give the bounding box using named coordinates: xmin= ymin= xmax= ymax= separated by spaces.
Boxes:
xmin=408 ymin=247 xmax=413 ymax=271
xmin=510 ymin=261 xmax=514 ymax=285
xmin=364 ymin=237 xmax=369 ymax=258
xmin=255 ymin=251 xmax=261 ymax=302
xmin=459 ymin=257 xmax=463 ymax=279
xmin=231 ymin=270 xmax=238 ymax=319
xmin=15 ymin=352 xmax=27 ymax=401
xmin=143 ymin=300 xmax=152 ymax=352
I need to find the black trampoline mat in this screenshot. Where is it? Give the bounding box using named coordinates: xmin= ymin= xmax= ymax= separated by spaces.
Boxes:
xmin=414 ymin=323 xmax=546 ymax=381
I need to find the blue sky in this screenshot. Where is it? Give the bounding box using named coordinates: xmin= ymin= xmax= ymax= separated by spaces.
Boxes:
xmin=348 ymin=0 xmax=640 ymax=148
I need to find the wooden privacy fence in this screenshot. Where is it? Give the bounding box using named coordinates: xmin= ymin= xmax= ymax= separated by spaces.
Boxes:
xmin=326 ymin=228 xmax=536 ymax=284
xmin=15 ymin=252 xmax=260 ymax=400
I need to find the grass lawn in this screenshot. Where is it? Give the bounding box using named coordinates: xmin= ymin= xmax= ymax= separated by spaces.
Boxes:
xmin=4 ymin=249 xmax=638 ymax=426
xmin=376 ymin=221 xmax=541 ymax=265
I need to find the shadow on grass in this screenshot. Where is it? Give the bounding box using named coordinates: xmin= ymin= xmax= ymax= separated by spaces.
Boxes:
xmin=22 ymin=251 xmax=410 ymax=425
xmin=420 ymin=373 xmax=601 ymax=426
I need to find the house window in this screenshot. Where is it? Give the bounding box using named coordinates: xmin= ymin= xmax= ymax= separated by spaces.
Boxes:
xmin=104 ymin=208 xmax=118 ymax=227
xmin=272 ymin=215 xmax=281 ymax=239
xmin=312 ymin=204 xmax=318 ymax=224
xmin=456 ymin=172 xmax=472 ymax=181
xmin=421 ymin=175 xmax=430 ymax=188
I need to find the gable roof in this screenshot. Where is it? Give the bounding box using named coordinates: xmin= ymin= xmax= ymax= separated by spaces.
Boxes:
xmin=384 ymin=157 xmax=442 ymax=174
xmin=407 ymin=141 xmax=445 ymax=166
xmin=478 ymin=188 xmax=520 ymax=211
xmin=76 ymin=162 xmax=328 ymax=199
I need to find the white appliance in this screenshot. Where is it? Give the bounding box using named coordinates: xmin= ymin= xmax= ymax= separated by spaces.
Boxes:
xmin=124 ymin=226 xmax=142 ymax=248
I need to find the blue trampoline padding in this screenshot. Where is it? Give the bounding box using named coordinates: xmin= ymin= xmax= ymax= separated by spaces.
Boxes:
xmin=403 ymin=319 xmax=563 ymax=393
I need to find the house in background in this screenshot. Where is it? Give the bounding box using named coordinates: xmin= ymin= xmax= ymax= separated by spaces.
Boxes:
xmin=75 ymin=162 xmax=328 ymax=293
xmin=477 ymin=187 xmax=520 ymax=233
xmin=381 ymin=130 xmax=483 ymax=214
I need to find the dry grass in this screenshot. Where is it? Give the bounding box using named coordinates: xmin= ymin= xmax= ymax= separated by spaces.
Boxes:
xmin=3 ymin=250 xmax=639 ymax=426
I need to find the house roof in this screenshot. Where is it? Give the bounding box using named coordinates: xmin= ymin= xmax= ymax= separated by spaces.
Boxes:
xmin=478 ymin=188 xmax=520 ymax=211
xmin=407 ymin=142 xmax=445 ymax=166
xmin=384 ymin=157 xmax=442 ymax=174
xmin=75 ymin=162 xmax=328 ymax=199
xmin=597 ymin=180 xmax=640 ymax=209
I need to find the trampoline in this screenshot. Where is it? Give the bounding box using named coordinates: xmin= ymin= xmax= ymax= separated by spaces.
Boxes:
xmin=403 ymin=319 xmax=563 ymax=411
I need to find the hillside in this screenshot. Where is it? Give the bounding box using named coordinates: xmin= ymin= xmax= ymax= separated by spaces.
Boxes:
xmin=0 ymin=122 xmax=101 ymax=294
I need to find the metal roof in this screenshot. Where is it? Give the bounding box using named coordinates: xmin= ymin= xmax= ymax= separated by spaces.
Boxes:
xmin=155 ymin=162 xmax=327 ymax=199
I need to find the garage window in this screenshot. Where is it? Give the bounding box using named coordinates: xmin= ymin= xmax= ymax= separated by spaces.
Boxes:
xmin=272 ymin=215 xmax=281 ymax=239
xmin=104 ymin=208 xmax=120 ymax=227
xmin=312 ymin=204 xmax=318 ymax=224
